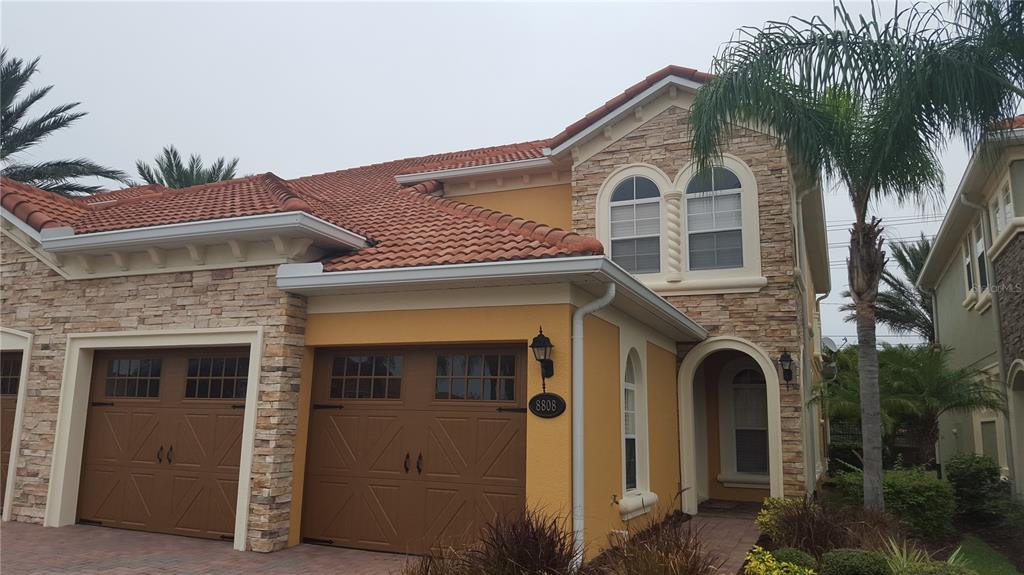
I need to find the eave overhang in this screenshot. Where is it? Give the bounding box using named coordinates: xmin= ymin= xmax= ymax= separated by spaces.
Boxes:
xmin=394 ymin=158 xmax=555 ymax=186
xmin=277 ymin=255 xmax=708 ymax=343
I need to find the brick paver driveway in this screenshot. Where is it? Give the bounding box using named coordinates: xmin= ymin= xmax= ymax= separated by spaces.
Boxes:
xmin=0 ymin=522 xmax=413 ymax=574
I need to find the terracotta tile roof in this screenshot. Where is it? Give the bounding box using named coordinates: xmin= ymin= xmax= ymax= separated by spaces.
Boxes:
xmin=1 ymin=178 xmax=90 ymax=230
xmin=1004 ymin=114 xmax=1024 ymax=129
xmin=396 ymin=140 xmax=550 ymax=175
xmin=547 ymin=65 xmax=711 ymax=150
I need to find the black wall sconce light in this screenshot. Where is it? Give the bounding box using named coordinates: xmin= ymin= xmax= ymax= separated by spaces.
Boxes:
xmin=529 ymin=327 xmax=555 ymax=390
xmin=778 ymin=351 xmax=794 ymax=390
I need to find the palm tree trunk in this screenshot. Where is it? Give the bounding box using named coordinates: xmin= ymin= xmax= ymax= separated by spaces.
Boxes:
xmin=848 ymin=215 xmax=887 ymax=512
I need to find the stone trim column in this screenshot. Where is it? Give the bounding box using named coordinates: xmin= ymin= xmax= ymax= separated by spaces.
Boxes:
xmin=664 ymin=189 xmax=684 ymax=282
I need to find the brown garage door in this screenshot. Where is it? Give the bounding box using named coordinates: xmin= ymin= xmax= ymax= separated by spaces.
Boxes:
xmin=78 ymin=348 xmax=248 ymax=540
xmin=1 ymin=351 xmax=22 ymax=505
xmin=302 ymin=347 xmax=526 ymax=554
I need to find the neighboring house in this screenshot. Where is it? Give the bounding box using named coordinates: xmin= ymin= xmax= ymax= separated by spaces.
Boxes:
xmin=0 ymin=66 xmax=831 ymax=556
xmin=918 ymin=115 xmax=1024 ymax=497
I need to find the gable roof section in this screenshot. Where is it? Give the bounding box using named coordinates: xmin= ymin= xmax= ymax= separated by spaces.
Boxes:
xmin=546 ymin=65 xmax=710 ymax=152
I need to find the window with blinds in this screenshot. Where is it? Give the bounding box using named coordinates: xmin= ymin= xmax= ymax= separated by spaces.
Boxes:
xmin=686 ymin=167 xmax=743 ymax=270
xmin=609 ymin=176 xmax=661 ymax=274
xmin=732 ymin=368 xmax=768 ymax=474
xmin=623 ymin=357 xmax=638 ymax=491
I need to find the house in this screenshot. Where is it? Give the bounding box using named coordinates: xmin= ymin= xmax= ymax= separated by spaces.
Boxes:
xmin=918 ymin=115 xmax=1024 ymax=497
xmin=0 ymin=66 xmax=831 ymax=557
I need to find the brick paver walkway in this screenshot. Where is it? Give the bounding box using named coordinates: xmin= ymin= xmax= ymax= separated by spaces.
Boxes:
xmin=691 ymin=503 xmax=761 ymax=575
xmin=0 ymin=522 xmax=413 ymax=574
xmin=2 ymin=510 xmax=759 ymax=575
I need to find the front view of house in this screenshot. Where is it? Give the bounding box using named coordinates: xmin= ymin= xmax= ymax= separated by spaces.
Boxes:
xmin=0 ymin=66 xmax=831 ymax=556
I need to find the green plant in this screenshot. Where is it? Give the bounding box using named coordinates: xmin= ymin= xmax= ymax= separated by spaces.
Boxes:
xmin=755 ymin=498 xmax=852 ymax=558
xmin=403 ymin=511 xmax=574 ymax=575
xmin=901 ymin=564 xmax=977 ymax=575
xmin=820 ymin=549 xmax=890 ymax=575
xmin=771 ymin=549 xmax=818 ymax=570
xmin=583 ymin=511 xmax=719 ymax=575
xmin=744 ymin=546 xmax=817 ymax=575
xmin=945 ymin=454 xmax=1003 ymax=521
xmin=135 ymin=145 xmax=240 ymax=189
xmin=1 ymin=49 xmax=132 ymax=194
xmin=832 ymin=469 xmax=954 ymax=539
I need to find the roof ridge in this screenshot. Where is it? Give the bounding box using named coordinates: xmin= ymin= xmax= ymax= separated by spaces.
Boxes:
xmin=257 ymin=172 xmax=312 ymax=212
xmin=0 ymin=178 xmax=90 ymax=230
xmin=400 ymin=180 xmax=603 ymax=256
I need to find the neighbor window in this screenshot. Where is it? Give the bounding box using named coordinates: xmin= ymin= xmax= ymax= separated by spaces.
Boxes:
xmin=686 ymin=167 xmax=743 ymax=270
xmin=991 ymin=183 xmax=1014 ymax=236
xmin=609 ymin=176 xmax=661 ymax=274
xmin=186 ymin=355 xmax=249 ymax=399
xmin=435 ymin=353 xmax=516 ymax=401
xmin=104 ymin=358 xmax=162 ymax=398
xmin=0 ymin=352 xmax=21 ymax=396
xmin=964 ymin=239 xmax=975 ymax=293
xmin=732 ymin=369 xmax=769 ymax=474
xmin=974 ymin=221 xmax=988 ymax=291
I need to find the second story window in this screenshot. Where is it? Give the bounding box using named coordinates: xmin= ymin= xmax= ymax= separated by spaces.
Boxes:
xmin=964 ymin=239 xmax=975 ymax=293
xmin=609 ymin=176 xmax=661 ymax=274
xmin=686 ymin=167 xmax=743 ymax=270
xmin=974 ymin=221 xmax=988 ymax=291
xmin=991 ymin=183 xmax=1014 ymax=236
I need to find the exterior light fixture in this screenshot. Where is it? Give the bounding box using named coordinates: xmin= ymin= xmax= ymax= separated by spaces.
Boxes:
xmin=778 ymin=351 xmax=794 ymax=389
xmin=529 ymin=327 xmax=555 ymax=384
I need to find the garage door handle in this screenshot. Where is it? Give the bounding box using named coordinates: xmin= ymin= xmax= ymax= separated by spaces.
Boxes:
xmin=156 ymin=445 xmax=163 ymax=463
xmin=167 ymin=445 xmax=173 ymax=464
xmin=416 ymin=453 xmax=423 ymax=475
xmin=403 ymin=453 xmax=410 ymax=473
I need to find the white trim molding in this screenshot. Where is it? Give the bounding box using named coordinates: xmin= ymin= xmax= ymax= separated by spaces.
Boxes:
xmin=42 ymin=327 xmax=263 ymax=552
xmin=677 ymin=336 xmax=784 ymax=514
xmin=1 ymin=327 xmax=33 ymax=522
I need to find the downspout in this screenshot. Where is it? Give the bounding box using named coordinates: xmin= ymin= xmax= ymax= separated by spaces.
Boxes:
xmin=571 ymin=283 xmax=616 ymax=568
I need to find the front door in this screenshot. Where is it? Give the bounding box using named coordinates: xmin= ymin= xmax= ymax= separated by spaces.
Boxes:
xmin=302 ymin=347 xmax=526 ymax=554
xmin=77 ymin=348 xmax=248 ymax=540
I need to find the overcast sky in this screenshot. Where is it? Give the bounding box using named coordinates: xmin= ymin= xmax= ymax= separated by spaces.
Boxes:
xmin=2 ymin=1 xmax=971 ymax=345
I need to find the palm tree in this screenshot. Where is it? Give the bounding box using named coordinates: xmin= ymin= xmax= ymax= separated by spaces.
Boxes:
xmin=689 ymin=1 xmax=1021 ymax=511
xmin=135 ymin=146 xmax=239 ymax=189
xmin=841 ymin=235 xmax=935 ymax=343
xmin=822 ymin=345 xmax=1006 ymax=467
xmin=1 ymin=49 xmax=131 ymax=195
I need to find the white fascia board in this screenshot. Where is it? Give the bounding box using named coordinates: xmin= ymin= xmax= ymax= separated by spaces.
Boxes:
xmin=39 ymin=212 xmax=368 ymax=254
xmin=277 ymin=256 xmax=707 ymax=341
xmin=394 ymin=157 xmax=554 ymax=185
xmin=0 ymin=207 xmax=42 ymax=243
xmin=545 ymin=76 xmax=703 ymax=157
xmin=918 ymin=129 xmax=1024 ymax=289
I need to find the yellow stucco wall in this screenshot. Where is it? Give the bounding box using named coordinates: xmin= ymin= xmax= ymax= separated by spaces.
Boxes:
xmin=646 ymin=342 xmax=682 ymax=513
xmin=300 ymin=304 xmax=575 ymax=533
xmin=583 ymin=315 xmax=622 ymax=551
xmin=455 ymin=184 xmax=572 ymax=230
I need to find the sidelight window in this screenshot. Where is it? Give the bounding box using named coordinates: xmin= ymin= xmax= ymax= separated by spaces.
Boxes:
xmin=105 ymin=358 xmax=162 ymax=398
xmin=732 ymin=369 xmax=769 ymax=474
xmin=329 ymin=355 xmax=403 ymax=399
xmin=186 ymin=355 xmax=249 ymax=399
xmin=435 ymin=353 xmax=516 ymax=401
xmin=0 ymin=353 xmax=21 ymax=395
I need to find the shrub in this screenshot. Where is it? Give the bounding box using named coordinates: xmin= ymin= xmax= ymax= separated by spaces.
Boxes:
xmin=403 ymin=511 xmax=574 ymax=575
xmin=820 ymin=549 xmax=890 ymax=575
xmin=944 ymin=454 xmax=1003 ymax=521
xmin=771 ymin=548 xmax=817 ymax=570
xmin=832 ymin=469 xmax=954 ymax=539
xmin=744 ymin=546 xmax=817 ymax=575
xmin=755 ymin=498 xmax=852 ymax=558
xmin=583 ymin=511 xmax=719 ymax=575
xmin=901 ymin=564 xmax=977 ymax=575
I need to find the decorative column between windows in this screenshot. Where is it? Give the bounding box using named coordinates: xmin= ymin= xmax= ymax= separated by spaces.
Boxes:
xmin=664 ymin=190 xmax=684 ymax=282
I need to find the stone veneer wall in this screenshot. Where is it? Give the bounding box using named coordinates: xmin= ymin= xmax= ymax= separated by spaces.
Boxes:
xmin=994 ymin=235 xmax=1024 ymax=368
xmin=0 ymin=235 xmax=305 ymax=552
xmin=572 ymin=106 xmax=807 ymax=496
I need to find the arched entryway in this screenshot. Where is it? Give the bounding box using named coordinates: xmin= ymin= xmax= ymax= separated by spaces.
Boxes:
xmin=678 ymin=337 xmax=783 ymax=514
xmin=1008 ymin=360 xmax=1024 ymax=498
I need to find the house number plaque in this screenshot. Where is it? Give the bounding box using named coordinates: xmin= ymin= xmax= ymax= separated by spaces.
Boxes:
xmin=528 ymin=392 xmax=566 ymax=418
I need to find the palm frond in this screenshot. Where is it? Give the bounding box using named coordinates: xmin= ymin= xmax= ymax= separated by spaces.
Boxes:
xmin=2 ymin=159 xmax=132 ymax=196
xmin=135 ymin=145 xmax=241 ymax=189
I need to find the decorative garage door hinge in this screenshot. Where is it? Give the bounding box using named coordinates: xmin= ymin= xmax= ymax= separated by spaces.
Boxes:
xmin=302 ymin=537 xmax=335 ymax=545
xmin=78 ymin=518 xmax=102 ymax=526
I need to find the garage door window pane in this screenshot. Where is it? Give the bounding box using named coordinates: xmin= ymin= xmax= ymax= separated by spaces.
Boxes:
xmin=105 ymin=358 xmax=162 ymax=398
xmin=330 ymin=355 xmax=402 ymax=400
xmin=435 ymin=353 xmax=516 ymax=401
xmin=186 ymin=356 xmax=249 ymax=399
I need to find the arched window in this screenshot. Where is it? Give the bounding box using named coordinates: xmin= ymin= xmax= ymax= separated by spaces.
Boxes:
xmin=686 ymin=167 xmax=743 ymax=270
xmin=610 ymin=176 xmax=661 ymax=274
xmin=623 ymin=355 xmax=639 ymax=491
xmin=731 ymin=368 xmax=768 ymax=475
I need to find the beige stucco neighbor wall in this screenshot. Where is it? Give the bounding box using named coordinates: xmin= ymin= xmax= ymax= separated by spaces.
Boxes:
xmin=572 ymin=105 xmax=806 ymax=497
xmin=0 ymin=235 xmax=306 ymax=552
